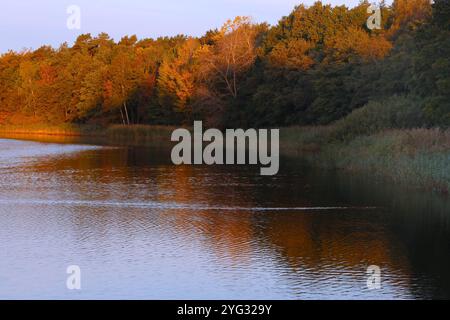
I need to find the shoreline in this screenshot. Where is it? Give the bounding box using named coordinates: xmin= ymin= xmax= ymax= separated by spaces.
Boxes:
xmin=0 ymin=124 xmax=103 ymax=137
xmin=0 ymin=124 xmax=176 ymax=146
xmin=280 ymin=127 xmax=450 ymax=195
xmin=1 ymin=124 xmax=449 ymax=195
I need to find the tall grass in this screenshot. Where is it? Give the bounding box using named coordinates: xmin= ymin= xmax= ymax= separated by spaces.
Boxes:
xmin=280 ymin=96 xmax=450 ymax=194
xmin=0 ymin=124 xmax=177 ymax=146
xmin=105 ymin=125 xmax=177 ymax=146
xmin=324 ymin=129 xmax=450 ymax=193
xmin=327 ymin=95 xmax=425 ymax=142
xmin=0 ymin=123 xmax=102 ymax=136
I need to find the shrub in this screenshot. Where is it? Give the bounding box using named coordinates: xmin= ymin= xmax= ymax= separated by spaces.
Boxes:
xmin=328 ymin=95 xmax=425 ymax=141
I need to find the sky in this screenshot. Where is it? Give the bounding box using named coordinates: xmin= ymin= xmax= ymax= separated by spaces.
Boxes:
xmin=0 ymin=0 xmax=379 ymax=53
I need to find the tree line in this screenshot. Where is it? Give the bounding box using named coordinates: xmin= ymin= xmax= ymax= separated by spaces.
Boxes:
xmin=0 ymin=0 xmax=449 ymax=128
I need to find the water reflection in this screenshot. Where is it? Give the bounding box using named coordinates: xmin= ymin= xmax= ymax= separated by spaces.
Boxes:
xmin=0 ymin=137 xmax=449 ymax=299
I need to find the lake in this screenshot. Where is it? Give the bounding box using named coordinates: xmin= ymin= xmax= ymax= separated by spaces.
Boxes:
xmin=0 ymin=136 xmax=449 ymax=299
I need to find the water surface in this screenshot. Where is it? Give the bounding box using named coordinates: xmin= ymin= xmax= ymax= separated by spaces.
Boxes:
xmin=0 ymin=136 xmax=449 ymax=299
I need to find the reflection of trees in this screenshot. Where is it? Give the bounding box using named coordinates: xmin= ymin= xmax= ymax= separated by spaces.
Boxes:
xmin=23 ymin=144 xmax=450 ymax=298
xmin=262 ymin=212 xmax=407 ymax=269
xmin=26 ymin=146 xmax=259 ymax=262
xmin=155 ymin=165 xmax=256 ymax=262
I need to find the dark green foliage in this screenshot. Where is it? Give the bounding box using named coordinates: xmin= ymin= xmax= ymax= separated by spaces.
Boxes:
xmin=329 ymin=95 xmax=425 ymax=141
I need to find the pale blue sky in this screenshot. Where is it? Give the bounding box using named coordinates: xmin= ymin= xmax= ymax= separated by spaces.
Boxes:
xmin=0 ymin=0 xmax=384 ymax=53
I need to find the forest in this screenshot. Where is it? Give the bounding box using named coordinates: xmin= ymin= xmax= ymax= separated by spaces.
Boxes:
xmin=1 ymin=0 xmax=448 ymax=131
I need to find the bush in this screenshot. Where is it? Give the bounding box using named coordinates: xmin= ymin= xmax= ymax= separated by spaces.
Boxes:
xmin=328 ymin=95 xmax=425 ymax=141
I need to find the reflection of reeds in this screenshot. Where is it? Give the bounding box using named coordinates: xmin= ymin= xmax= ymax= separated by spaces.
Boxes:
xmin=281 ymin=127 xmax=450 ymax=194
xmin=106 ymin=125 xmax=177 ymax=146
xmin=0 ymin=124 xmax=102 ymax=136
xmin=3 ymin=122 xmax=450 ymax=194
xmin=0 ymin=124 xmax=177 ymax=147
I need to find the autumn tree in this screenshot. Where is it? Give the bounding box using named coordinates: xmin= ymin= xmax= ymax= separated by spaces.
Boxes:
xmin=0 ymin=1 xmax=448 ymax=129
xmin=157 ymin=38 xmax=200 ymax=120
xmin=199 ymin=17 xmax=260 ymax=99
xmin=389 ymin=0 xmax=432 ymax=35
xmin=0 ymin=52 xmax=22 ymax=115
xmin=267 ymin=39 xmax=315 ymax=71
xmin=324 ymin=27 xmax=392 ymax=63
xmin=103 ymin=36 xmax=146 ymax=125
xmin=18 ymin=59 xmax=39 ymax=117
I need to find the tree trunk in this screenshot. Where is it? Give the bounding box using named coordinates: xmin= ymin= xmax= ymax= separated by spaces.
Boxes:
xmin=121 ymin=84 xmax=130 ymax=125
xmin=123 ymin=101 xmax=130 ymax=125
xmin=119 ymin=107 xmax=125 ymax=125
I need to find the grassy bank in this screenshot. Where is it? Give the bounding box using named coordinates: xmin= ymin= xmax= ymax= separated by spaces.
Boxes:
xmin=280 ymin=95 xmax=450 ymax=194
xmin=0 ymin=124 xmax=178 ymax=147
xmin=281 ymin=127 xmax=450 ymax=194
xmin=2 ymin=116 xmax=450 ymax=194
xmin=105 ymin=125 xmax=178 ymax=146
xmin=0 ymin=124 xmax=103 ymax=136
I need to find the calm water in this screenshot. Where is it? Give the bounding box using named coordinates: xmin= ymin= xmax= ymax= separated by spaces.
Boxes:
xmin=0 ymin=136 xmax=449 ymax=300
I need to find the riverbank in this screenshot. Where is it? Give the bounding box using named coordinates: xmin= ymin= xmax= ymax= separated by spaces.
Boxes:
xmin=0 ymin=124 xmax=177 ymax=147
xmin=0 ymin=124 xmax=101 ymax=136
xmin=1 ymin=123 xmax=450 ymax=194
xmin=281 ymin=126 xmax=450 ymax=194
